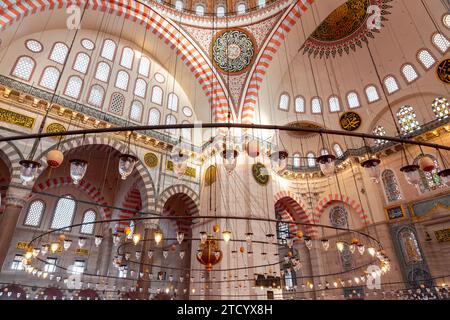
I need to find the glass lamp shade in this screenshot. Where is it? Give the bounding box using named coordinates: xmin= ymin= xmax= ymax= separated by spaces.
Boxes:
xmin=357 ymin=244 xmax=365 ymax=255
xmin=336 ymin=241 xmax=345 ymax=252
xmin=400 ymin=165 xmax=421 ymax=185
xmin=19 ymin=160 xmax=41 ymax=185
xmin=176 ymin=231 xmax=185 ymax=244
xmin=69 ymin=159 xmax=88 ymax=184
xmin=147 ymin=250 xmax=154 ymax=259
xmin=63 ymin=240 xmax=72 ymax=251
xmin=317 ymin=155 xmax=336 ymax=177
xmin=171 ymin=151 xmax=189 ymax=177
xmin=438 ymin=169 xmax=450 ymax=187
xmin=118 ymin=154 xmax=138 ymax=180
xmin=221 ymin=149 xmax=239 ymax=175
xmin=78 ymin=237 xmax=87 ymax=248
xmin=321 ymin=239 xmax=330 ymax=251
xmin=361 ymin=158 xmax=381 ymax=183
xmin=304 ymin=237 xmax=313 ymax=250
xmin=154 ymin=231 xmax=163 ymax=244
xmin=94 ymin=235 xmax=103 ymax=247
xmin=222 ymin=230 xmax=232 ymax=242
xmin=245 ymin=232 xmax=253 ymax=244
xmin=179 ymin=250 xmax=185 ymax=259
xmin=246 ymin=140 xmax=260 ymax=158
xmin=200 ymin=231 xmax=208 ymax=244
xmin=113 ymin=233 xmax=122 ymax=246
xmin=418 ymin=156 xmax=435 ymax=172
xmin=269 ymin=151 xmax=289 ymax=174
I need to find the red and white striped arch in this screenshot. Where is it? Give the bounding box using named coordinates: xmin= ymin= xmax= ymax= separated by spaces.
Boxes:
xmin=241 ymin=0 xmax=315 ymax=124
xmin=0 ymin=0 xmax=230 ymax=122
xmin=313 ymin=194 xmax=369 ymax=226
xmin=33 ymin=176 xmax=112 ymax=220
xmin=273 ymin=190 xmax=317 ymax=237
xmin=117 ymin=186 xmax=142 ymax=232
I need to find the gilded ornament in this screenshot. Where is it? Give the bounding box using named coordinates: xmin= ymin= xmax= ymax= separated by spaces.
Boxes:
xmin=144 ymin=152 xmax=158 ymax=168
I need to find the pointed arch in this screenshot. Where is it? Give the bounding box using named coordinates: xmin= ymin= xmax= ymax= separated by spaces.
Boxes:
xmin=314 ymin=194 xmax=369 ymax=226
xmin=156 ymin=185 xmax=200 ymax=215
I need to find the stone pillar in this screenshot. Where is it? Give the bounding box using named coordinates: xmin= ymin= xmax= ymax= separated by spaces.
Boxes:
xmin=0 ymin=186 xmax=30 ymax=270
xmin=96 ymin=229 xmax=113 ymax=276
xmin=137 ymin=222 xmax=159 ymax=299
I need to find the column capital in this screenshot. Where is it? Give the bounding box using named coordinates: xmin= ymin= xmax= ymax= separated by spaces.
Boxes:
xmin=5 ymin=185 xmax=31 ymax=208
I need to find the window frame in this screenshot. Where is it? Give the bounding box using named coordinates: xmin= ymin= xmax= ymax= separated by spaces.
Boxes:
xmin=151 ymin=85 xmax=163 ymax=105
xmin=63 ymin=75 xmax=84 ymax=100
xmin=311 ymin=96 xmax=323 ymax=114
xmin=114 ymin=70 xmax=130 ymax=91
xmin=294 ymin=95 xmax=305 ymax=113
xmin=383 ymin=75 xmax=400 ymax=95
xmin=38 ymin=66 xmax=61 ymax=91
xmin=129 ymin=100 xmax=144 ymax=123
xmin=23 ymin=199 xmax=45 ymax=228
xmin=120 ymin=46 xmax=135 ymax=70
xmin=50 ymin=194 xmax=77 ymax=231
xmin=381 ymin=169 xmax=403 ymax=203
xmin=148 ymin=107 xmax=161 ymax=125
xmin=134 ymin=78 xmax=147 ymax=98
xmin=400 ymin=63 xmax=420 ymax=84
xmin=10 ymin=55 xmax=36 ymax=81
xmin=94 ymin=61 xmax=111 ymax=83
xmin=48 ymin=42 xmax=69 ymax=65
xmin=328 ymin=95 xmax=341 ymax=113
xmin=87 ymin=84 xmax=106 ymax=109
xmin=416 ymin=48 xmax=437 ymax=70
xmin=346 ymin=91 xmax=361 ymax=109
xmin=80 ymin=209 xmax=96 ymax=235
xmin=431 ymin=32 xmax=450 ymax=53
xmin=25 ymin=39 xmax=43 ymax=53
xmin=278 ymin=93 xmax=290 ymax=111
xmin=364 ymin=85 xmax=380 ymax=104
xmin=100 ymin=39 xmax=117 ymax=61
xmin=72 ymin=52 xmax=91 ymax=75
xmin=108 ymin=92 xmax=126 ymax=116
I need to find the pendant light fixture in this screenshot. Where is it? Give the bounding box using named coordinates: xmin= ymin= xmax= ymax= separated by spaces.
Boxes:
xmin=19 ymin=160 xmax=41 ymax=185
xmin=154 ymin=230 xmax=163 ymax=244
xmin=269 ymin=150 xmax=289 ymax=174
xmin=176 ymin=231 xmax=184 ymax=244
xmin=94 ymin=235 xmax=103 ymax=247
xmin=360 ymin=139 xmax=381 ymax=183
xmin=118 ymin=154 xmax=138 ymax=180
xmin=399 ymin=144 xmax=420 ymax=185
xmin=436 ymin=149 xmax=450 ymax=187
xmin=171 ymin=149 xmax=189 ymax=177
xmin=69 ymin=159 xmax=88 ymax=184
xmin=221 ymin=149 xmax=239 ymax=175
xmin=317 ymin=154 xmax=336 ymax=177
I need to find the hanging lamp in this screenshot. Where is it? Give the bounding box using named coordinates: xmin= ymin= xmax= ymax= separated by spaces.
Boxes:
xmin=69 ymin=159 xmax=88 ymax=184
xmin=399 ymin=144 xmax=420 ymax=185
xmin=269 ymin=150 xmax=289 ymax=174
xmin=19 ymin=160 xmax=41 ymax=185
xmin=436 ymin=149 xmax=450 ymax=187
xmin=317 ymin=154 xmax=336 ymax=177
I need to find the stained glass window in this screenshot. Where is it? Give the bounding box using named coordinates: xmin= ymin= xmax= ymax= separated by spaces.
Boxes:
xmin=402 ymin=64 xmax=419 ymax=83
xmin=399 ymin=229 xmax=422 ymax=264
xmin=138 ymin=57 xmax=151 ymax=77
xmin=109 ymin=92 xmax=125 ymax=115
xmin=168 ymin=93 xmax=179 ymax=112
xmin=134 ymin=78 xmax=147 ymax=98
xmin=12 ymin=56 xmax=35 ymax=80
xmin=24 ymin=200 xmax=44 ymax=227
xmin=293 ymin=153 xmax=301 ymax=168
xmin=279 ymin=94 xmax=289 ymax=110
xmin=372 ymin=125 xmax=387 ymax=146
xmin=365 ymin=85 xmax=379 ymax=103
xmin=307 ymin=152 xmax=316 ymax=168
xmin=50 ymin=195 xmax=76 ymax=231
xmin=311 ymin=97 xmax=322 ymax=114
xmin=432 ymin=97 xmax=449 ymax=119
xmin=101 ymin=39 xmax=116 ymax=61
xmin=328 ymin=96 xmax=341 ymax=112
xmin=88 ymin=85 xmax=105 ymax=108
xmin=130 ymin=100 xmax=143 ymax=122
xmin=151 ymin=86 xmax=163 ymax=105
xmin=95 ymin=62 xmax=111 ymax=82
xmin=329 ymin=206 xmax=348 ymax=228
xmin=39 ymin=66 xmax=60 ymax=90
xmin=64 ymin=76 xmax=83 ymax=99
xmin=413 ymin=154 xmax=442 ymax=193
xmin=432 ymin=33 xmax=449 ymax=53
xmin=80 ymin=210 xmax=96 ymax=234
xmin=347 ymin=92 xmax=360 ymax=108
xmin=333 ymin=144 xmax=344 ymax=158
xmin=120 ymin=47 xmax=134 ymax=69
xmin=295 ymin=96 xmax=305 ymax=113
xmin=444 ymin=14 xmax=450 ymax=29
xmin=148 ymin=108 xmax=161 ymax=125
xmin=73 ymin=52 xmax=90 ymax=74
xmin=276 ymin=213 xmax=289 ymax=245
xmin=49 ymin=43 xmax=69 ymax=64
xmin=384 ymin=76 xmax=399 ymax=94
xmin=115 ymin=70 xmax=129 ymax=90
xmin=417 ymin=49 xmax=436 ymax=69
xmin=381 ymin=170 xmax=402 ymax=202
xmin=397 ymin=105 xmax=420 ymax=134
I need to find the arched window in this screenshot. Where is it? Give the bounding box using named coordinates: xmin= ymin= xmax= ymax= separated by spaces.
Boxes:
xmin=397 ymin=105 xmax=420 ymax=134
xmin=333 ymin=143 xmax=344 ymax=158
xmin=293 ymin=153 xmax=301 ymax=168
xmin=134 ymin=78 xmax=147 ymax=98
xmin=80 ymin=210 xmax=96 ymax=234
xmin=372 ymin=125 xmax=387 ymax=146
xmin=413 ymin=154 xmax=442 ymax=193
xmin=257 ymin=0 xmax=266 ymax=8
xmin=399 ymin=228 xmax=423 ymax=264
xmin=11 ymin=56 xmax=35 ymax=80
xmin=101 ymin=39 xmax=116 ymax=61
xmin=138 ymin=57 xmax=151 ymax=77
xmin=329 ymin=206 xmax=348 ymax=228
xmin=165 ymin=114 xmax=177 ymax=136
xmin=73 ymin=52 xmax=90 ymax=74
xmin=49 ymin=43 xmax=69 ymax=64
xmin=306 ymin=152 xmax=316 ymax=168
xmin=365 ymin=85 xmax=379 ymax=103
xmin=347 ymin=91 xmax=360 ymax=109
xmin=148 ymin=108 xmax=161 ymax=125
xmin=432 ymin=97 xmax=450 ymax=119
xmin=417 ymin=49 xmax=436 ymax=69
xmin=87 ymin=85 xmax=105 ymax=108
xmin=320 ymin=149 xmax=329 ymax=156
xmin=151 ymin=86 xmax=163 ymax=105
xmin=39 ymin=66 xmax=60 ymax=90
xmin=64 ymin=76 xmax=83 ymax=99
xmin=168 ymin=93 xmax=179 ymax=112
xmin=24 ymin=200 xmax=45 ymax=227
xmin=175 ymin=0 xmax=183 ymax=11
xmin=328 ymin=96 xmax=341 ymax=112
xmin=115 ymin=70 xmax=129 ymax=90
xmin=279 ymin=93 xmax=289 ymax=110
xmin=120 ymin=47 xmax=134 ymax=69
xmin=432 ymin=33 xmax=449 ymax=53
xmin=443 ymin=14 xmax=450 ymax=28
xmin=95 ymin=62 xmax=111 ymax=82
xmin=382 ymin=170 xmax=402 ymax=202
xmin=51 ymin=195 xmax=76 ymax=231
xmin=216 ymin=5 xmax=225 ymax=17
xmin=109 ymin=92 xmax=125 ymax=115
xmin=384 ymin=76 xmax=399 ymax=94
xmin=196 ymin=4 xmax=205 ymax=16
xmin=130 ymin=100 xmax=143 ymax=122
xmin=237 ymin=3 xmax=246 ymax=14
xmin=181 ymin=121 xmax=192 ymax=141
xmin=294 ymin=96 xmax=305 ymax=113
xmin=311 ymin=97 xmax=322 ymax=114
xmin=401 ymin=64 xmax=419 ymax=83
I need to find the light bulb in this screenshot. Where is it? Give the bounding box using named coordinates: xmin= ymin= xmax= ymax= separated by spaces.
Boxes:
xmin=368 ymin=247 xmax=376 ymax=257
xmin=357 ymin=244 xmax=365 ymax=255
xmin=154 ymin=231 xmax=163 ymax=244
xmin=118 ymin=154 xmax=138 ymax=180
xmin=179 ymin=250 xmax=185 ymax=260
xmin=176 ymin=231 xmax=184 ymax=244
xmin=63 ymin=240 xmax=72 ymax=251
xmin=321 ymin=239 xmax=330 ymax=251
xmin=222 ymin=230 xmax=232 ymax=242
xmin=148 ymin=250 xmax=154 ymax=259
xmin=78 ymin=237 xmax=86 ymax=248
xmin=200 ymin=231 xmax=207 ymax=244
xmin=25 ymin=250 xmax=33 ymax=260
xmin=32 ymin=248 xmax=40 ymax=258
xmin=94 ymin=236 xmax=103 ymax=247
xmin=132 ymin=233 xmax=141 ymax=245
xmin=245 ymin=232 xmax=253 ymax=244
xmin=336 ymin=241 xmax=345 ymax=252
xmin=50 ymin=242 xmax=60 ymax=253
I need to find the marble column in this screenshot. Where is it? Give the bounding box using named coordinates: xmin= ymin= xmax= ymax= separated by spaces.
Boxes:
xmin=137 ymin=222 xmax=159 ymax=299
xmin=0 ymin=186 xmax=30 ymax=270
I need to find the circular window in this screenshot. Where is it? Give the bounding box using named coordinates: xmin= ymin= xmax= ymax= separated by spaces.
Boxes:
xmin=154 ymin=72 xmax=165 ymax=83
xmin=444 ymin=14 xmax=450 ymax=29
xmin=25 ymin=39 xmax=43 ymax=53
xmin=81 ymin=39 xmax=95 ymax=50
xmin=182 ymin=106 xmax=193 ymax=117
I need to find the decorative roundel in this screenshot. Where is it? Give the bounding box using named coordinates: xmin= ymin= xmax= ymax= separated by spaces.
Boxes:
xmin=252 ymin=162 xmax=269 ymax=186
xmin=212 ymin=29 xmax=256 ymax=74
xmin=340 ymin=111 xmax=362 ymax=131
xmin=144 ymin=152 xmax=158 ymax=168
xmin=26 ymin=39 xmax=43 ymax=53
xmin=154 ymin=73 xmax=165 ymax=83
xmin=81 ymin=39 xmax=95 ymax=50
xmin=436 ymin=58 xmax=450 ymax=84
xmin=182 ymin=106 xmax=193 ymax=117
xmin=329 ymin=206 xmax=348 ymax=228
xmin=46 ymin=123 xmax=66 ymax=140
